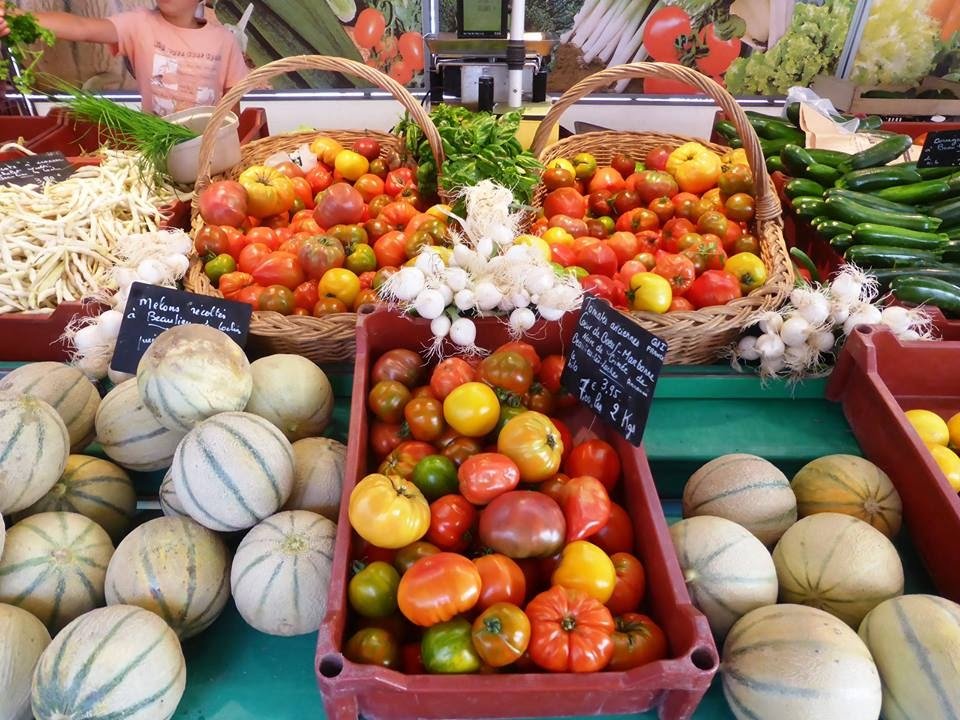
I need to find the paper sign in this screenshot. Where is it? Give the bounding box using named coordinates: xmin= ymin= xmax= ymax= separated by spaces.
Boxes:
xmin=800 ymin=104 xmax=920 ymax=162
xmin=0 ymin=151 xmax=76 ymax=186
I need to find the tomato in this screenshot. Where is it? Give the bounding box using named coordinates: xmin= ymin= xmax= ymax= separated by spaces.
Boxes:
xmin=318 ymin=268 xmax=360 ymax=306
xmin=686 ymin=269 xmax=743 ymax=308
xmin=364 ymin=217 xmax=391 ymax=241
xmin=593 ymin=502 xmax=635 ymax=555
xmin=477 ymin=351 xmax=534 ymax=398
xmin=725 ymin=192 xmax=755 ymax=222
xmin=314 ymin=183 xmax=365 ymax=227
xmin=238 ymin=165 xmax=295 ymax=218
xmin=526 ymin=385 xmax=555 ymax=415
xmin=421 ymin=617 xmax=480 ymax=673
xmin=669 ymin=193 xmax=700 ymax=222
xmin=380 ymin=201 xmax=419 ymax=230
xmin=724 ymin=252 xmax=767 ymax=293
xmin=526 ymin=585 xmax=615 ymax=673
xmin=667 ymin=142 xmax=723 ymax=195
xmin=642 ymin=197 xmax=671 ymax=227
xmin=495 ymin=405 xmax=526 ymax=437
xmin=608 ymin=613 xmax=668 ymax=672
xmin=732 ymin=232 xmax=759 ymax=255
xmin=298 ymin=235 xmax=346 ymax=281
xmin=351 ymin=174 xmax=382 ymax=204
xmin=552 ymin=540 xmax=616 ymax=603
xmin=256 ymin=284 xmax=295 ymax=314
xmin=368 ymin=380 xmax=412 ymax=423
xmin=410 ymin=455 xmax=459 ymax=501
xmin=404 ymin=396 xmax=445 ymax=442
xmin=349 ymin=560 xmax=401 ymax=618
xmin=696 ymin=23 xmax=742 ymax=76
xmin=558 ymin=476 xmax=612 ymax=543
xmin=349 ymin=473 xmax=430 ymax=549
xmin=371 ymin=230 xmax=406 ymax=268
xmin=654 ymin=251 xmax=696 ymax=296
xmin=628 ymin=271 xmax=672 ymax=313
xmin=398 ymin=31 xmax=425 ymax=72
xmin=612 ymin=190 xmax=642 ymax=216
xmin=607 ymin=153 xmax=635 ymax=178
xmin=313 ymin=297 xmax=348 ymax=315
xmin=563 ymin=439 xmax=621 ymax=492
xmin=353 ymin=137 xmax=381 ymax=162
xmin=588 ymin=190 xmax=613 ymax=218
xmin=643 ymin=6 xmax=693 ymax=61
xmin=203 ymin=253 xmax=236 ymax=285
xmin=574 ymin=242 xmax=618 ymax=277
xmin=580 ymin=274 xmax=617 ymax=304
xmin=669 ymin=296 xmax=695 ymax=312
xmin=218 ymin=271 xmax=254 ymax=300
xmin=441 ymin=436 xmax=484 ymax=467
xmin=371 ymin=420 xmax=404 ymax=458
xmin=334 ymin=150 xmax=370 ymax=182
xmin=542 ymin=166 xmax=576 ymax=191
xmin=537 ymin=355 xmax=566 ymax=396
xmin=718 ymin=164 xmax=753 ymax=196
xmin=237 ymin=242 xmax=271 ymax=274
xmin=696 ymin=210 xmax=727 ymax=239
xmin=490 ymin=342 xmax=540 ymax=374
xmin=194 ymin=225 xmax=230 ymax=259
xmin=384 ymin=168 xmax=415 ymax=197
xmin=543 ymin=187 xmax=587 ymax=219
xmin=606 ymin=552 xmax=646 ymax=616
xmin=634 ymin=170 xmax=680 ymax=204
xmin=245 ymin=226 xmax=280 ymax=251
xmin=305 ymin=164 xmax=334 ymax=196
xmin=645 ymin=146 xmax=671 ymax=172
xmin=345 ymin=627 xmax=400 ymax=668
xmin=398 ymin=552 xmax=481 ymax=626
xmin=427 ymin=495 xmax=477 ymax=552
xmin=478 ymin=491 xmax=565 ymax=559
xmin=252 ymin=251 xmax=304 ymax=289
xmin=442 ymin=382 xmax=500 ymax=437
xmin=379 ymin=441 xmax=435 ymax=481
xmin=496 ymin=411 xmax=563 ymax=483
xmin=615 ymin=208 xmax=659 ymax=234
xmin=394 ymin=540 xmax=441 ymax=575
xmin=685 ymin=234 xmax=728 ymax=273
xmin=457 ymin=453 xmax=520 ymax=506
xmin=234 ymin=284 xmax=266 ymax=308
xmin=198 ymin=180 xmax=248 ymax=227
xmin=587 ymin=167 xmax=626 ymax=195
xmin=472 ymin=602 xmax=531 ymax=668
xmin=354 ymin=7 xmax=386 ymax=48
xmin=373 ymin=348 xmax=424 ymax=387
xmin=473 ymin=554 xmax=526 ymax=609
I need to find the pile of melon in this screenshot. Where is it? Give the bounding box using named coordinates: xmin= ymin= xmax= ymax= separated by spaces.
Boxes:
xmin=672 ymin=451 xmax=960 ymax=719
xmin=0 ymin=324 xmax=347 ymax=720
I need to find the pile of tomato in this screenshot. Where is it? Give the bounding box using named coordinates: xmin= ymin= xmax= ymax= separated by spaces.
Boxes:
xmin=344 ymin=342 xmax=668 ymax=675
xmin=194 ymin=134 xmax=451 ymax=316
xmin=530 ymin=142 xmax=769 ymax=314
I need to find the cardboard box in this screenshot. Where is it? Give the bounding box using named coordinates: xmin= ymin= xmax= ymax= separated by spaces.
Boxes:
xmin=811 ymin=75 xmax=960 ymax=117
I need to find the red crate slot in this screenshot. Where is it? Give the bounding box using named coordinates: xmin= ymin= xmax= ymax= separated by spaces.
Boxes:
xmin=316 ymin=309 xmax=718 ymax=720
xmin=0 ymin=114 xmax=62 ymax=146
xmin=0 ymin=301 xmax=106 ymax=362
xmin=827 ymin=325 xmax=960 ymax=602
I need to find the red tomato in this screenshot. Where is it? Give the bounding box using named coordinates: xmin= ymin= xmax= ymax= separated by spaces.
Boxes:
xmin=617 ymin=259 xmax=648 ymax=287
xmin=549 ymin=243 xmax=575 ymax=267
xmin=635 ymin=230 xmax=661 ymax=255
xmin=671 ymin=192 xmax=703 ymax=221
xmin=385 ymin=168 xmax=416 ymax=197
xmin=427 ymin=495 xmax=477 ymax=553
xmin=581 ymin=274 xmax=617 ymax=304
xmin=478 ymin=491 xmax=566 ymax=559
xmin=633 ymin=170 xmax=679 ymax=204
xmin=379 ymin=441 xmax=436 ymax=480
xmin=608 ymin=613 xmax=668 ymax=672
xmin=355 ymin=173 xmax=385 ymax=203
xmin=194 ymin=225 xmax=230 ymax=258
xmin=649 ymin=196 xmax=675 ymax=224
xmin=543 ymin=187 xmax=587 ymax=220
xmin=246 ymin=226 xmax=280 ymax=251
xmin=404 ymin=396 xmax=446 ymax=442
xmin=299 ymin=235 xmax=345 ymax=280
xmin=373 ymin=230 xmax=407 ymax=268
xmin=560 ymin=476 xmax=612 ymax=543
xmin=575 ymin=243 xmax=618 ymax=277
xmin=458 ymin=453 xmax=521 ymax=506
xmin=237 ymin=242 xmax=272 ymax=274
xmin=397 ymin=552 xmax=481 ymax=627
xmin=305 ymin=165 xmax=333 ymax=195
xmin=314 ymin=183 xmax=365 ymax=227
xmin=696 ymin=24 xmax=742 ymax=76
xmin=549 ymin=214 xmax=589 ymax=238
xmin=654 ymin=251 xmax=696 ymax=296
xmin=606 ymin=552 xmax=646 ymax=616
xmin=494 ymin=341 xmax=541 ymax=374
xmin=606 ymin=231 xmax=640 ymax=266
xmin=669 ymin=296 xmax=695 ymax=311
xmin=430 ymin=358 xmax=475 ymax=400
xmin=234 ymin=284 xmax=266 ymax=308
xmin=526 ymin=585 xmax=615 ymax=673
xmin=218 ymin=271 xmax=253 ymax=299
xmin=645 ymin=146 xmax=671 ymax=172
xmin=642 ymin=6 xmax=693 ymax=62
xmin=538 ymin=355 xmax=565 ymax=395
xmin=370 ymin=420 xmax=404 ymax=458
xmin=615 ymin=208 xmax=659 ymax=234
xmin=473 ymin=554 xmax=526 ymax=610
xmin=354 ymin=7 xmax=386 ymax=49
xmin=549 ymin=417 xmax=575 ymax=463
xmin=398 ymin=31 xmax=425 ymax=72
xmin=293 ymin=279 xmax=319 ymax=309
xmin=380 ymin=200 xmax=419 ymax=229
xmin=593 ymin=502 xmax=635 ymax=555
xmin=565 ymin=440 xmax=621 ymax=492
xmin=587 ymin=167 xmax=626 ymax=195
xmin=354 ymin=137 xmax=382 ymax=161
xmin=372 ymin=348 xmax=425 ymax=388
xmin=685 ymin=269 xmax=743 ymax=308
xmin=290 ymin=177 xmax=315 ymax=210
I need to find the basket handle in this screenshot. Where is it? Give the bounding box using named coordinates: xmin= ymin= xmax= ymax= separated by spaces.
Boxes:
xmin=530 ymin=62 xmax=780 ymax=221
xmin=195 ymin=55 xmax=444 ymax=189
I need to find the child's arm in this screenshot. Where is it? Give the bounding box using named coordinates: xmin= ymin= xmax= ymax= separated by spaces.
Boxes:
xmin=0 ymin=7 xmax=117 ymax=44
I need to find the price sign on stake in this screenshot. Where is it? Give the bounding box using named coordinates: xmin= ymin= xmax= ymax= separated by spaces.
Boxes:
xmin=917 ymin=129 xmax=960 ymax=168
xmin=111 ymin=282 xmax=252 ymax=374
xmin=0 ymin=151 xmax=76 ymax=187
xmin=561 ymin=296 xmax=667 ymax=446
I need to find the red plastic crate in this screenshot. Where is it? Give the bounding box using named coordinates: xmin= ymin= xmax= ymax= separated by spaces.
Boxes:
xmin=0 ymin=113 xmax=63 ymax=147
xmin=315 ymin=309 xmax=718 ymax=720
xmin=827 ymin=325 xmax=960 ymax=601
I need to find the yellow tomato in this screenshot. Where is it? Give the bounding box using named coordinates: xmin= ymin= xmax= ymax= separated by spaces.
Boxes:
xmin=721 ymin=148 xmax=749 ymax=170
xmin=546 ymin=157 xmax=576 ymax=176
xmin=724 ymin=252 xmax=768 ymax=293
xmin=319 ymin=268 xmax=361 ymax=306
xmin=666 ymin=141 xmax=722 ymax=194
xmin=237 ymin=165 xmax=296 ymax=219
xmin=948 ymin=412 xmax=960 ymax=449
xmin=551 ymin=541 xmax=616 ymax=603
xmin=310 ymin=136 xmax=344 ymax=166
xmin=348 ymin=473 xmax=430 ymax=549
xmin=515 ymin=234 xmax=552 ymax=261
xmin=906 ymin=409 xmax=949 ymax=446
xmin=443 ymin=382 xmax=500 ymax=437
xmin=427 ymin=204 xmax=452 ymax=221
xmin=926 ymin=444 xmax=960 ymax=491
xmin=701 ymin=187 xmax=724 ymax=211
xmin=335 ymin=149 xmax=370 ymax=182
xmin=497 ymin=411 xmax=563 ymax=482
xmin=541 ymin=227 xmax=574 ymax=246
xmin=629 ymin=272 xmax=672 ymax=313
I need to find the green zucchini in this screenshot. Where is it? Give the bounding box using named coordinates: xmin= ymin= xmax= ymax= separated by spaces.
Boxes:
xmin=766 ymin=155 xmax=786 ymax=174
xmin=916 ymin=166 xmax=957 ymax=180
xmin=857 ymin=115 xmax=883 ymax=131
xmin=850 ymin=223 xmax=949 ymax=250
xmin=785 ymin=103 xmax=801 ymax=127
xmin=789 ymin=247 xmax=820 ymax=283
xmin=874 ymin=177 xmax=960 ymax=205
xmin=825 ymin=196 xmax=942 ymax=232
xmin=785 ymin=178 xmax=826 ymax=199
xmin=781 ymin=144 xmax=816 ymax=176
xmin=815 ymin=219 xmax=854 ymax=239
xmin=837 ymin=134 xmax=914 ymax=173
xmin=748 ymin=114 xmax=805 ymax=142
xmin=830 ymin=233 xmax=855 ymax=251
xmin=727 ymin=136 xmax=744 ymax=149
xmin=793 ymin=199 xmax=827 ymax=219
xmin=760 ymin=138 xmax=793 ymax=157
xmin=805 ymin=149 xmax=851 ymax=168
xmin=891 ymin=276 xmax=960 ymax=314
xmin=844 ymin=245 xmax=943 ymax=268
xmin=941 ymin=240 xmax=960 ymax=264
xmin=714 ymin=119 xmax=739 ymax=140
xmin=927 ymin=197 xmax=960 ymax=228
xmin=869 ymin=267 xmax=960 ymax=287
xmin=804 ymin=163 xmax=842 ymax=187
xmin=836 ymin=165 xmax=923 ymax=192
xmin=825 ymin=189 xmax=922 ymax=214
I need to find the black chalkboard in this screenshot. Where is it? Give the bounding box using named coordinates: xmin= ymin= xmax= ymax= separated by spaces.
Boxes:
xmin=917 ymin=129 xmax=960 ymax=168
xmin=561 ymin=296 xmax=667 ymax=446
xmin=111 ymin=282 xmax=252 ymax=374
xmin=0 ymin=151 xmax=77 ymax=186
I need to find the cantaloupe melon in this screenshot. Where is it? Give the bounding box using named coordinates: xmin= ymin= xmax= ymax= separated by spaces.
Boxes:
xmin=0 ymin=603 xmax=51 ymax=720
xmin=105 ymin=516 xmax=230 ymax=639
xmin=18 ymin=454 xmax=136 ymax=541
xmin=0 ymin=362 xmax=100 ymax=452
xmin=284 ymin=437 xmax=346 ymax=520
xmin=31 ymin=604 xmax=186 ymax=720
xmin=773 ymin=512 xmax=903 ymax=628
xmin=245 ymin=355 xmax=334 ymax=441
xmin=858 ymin=594 xmax=960 ymax=720
xmin=682 ymin=454 xmax=797 ymax=546
xmin=0 ymin=512 xmax=114 ymax=632
xmin=173 ymin=411 xmax=295 ymax=532
xmin=0 ymin=397 xmax=70 ymax=515
xmin=159 ymin=469 xmax=188 ymax=519
xmin=137 ymin=324 xmax=253 ymax=432
xmin=791 ymin=454 xmax=902 ymax=538
xmin=722 ymin=604 xmax=882 ymax=720
xmin=95 ymin=378 xmax=186 ymax=472
xmin=231 ymin=510 xmax=335 ymax=636
xmin=669 ymin=515 xmax=778 ymax=640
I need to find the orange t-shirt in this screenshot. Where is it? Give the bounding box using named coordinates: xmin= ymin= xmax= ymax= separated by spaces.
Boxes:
xmin=108 ymin=8 xmax=248 ymax=117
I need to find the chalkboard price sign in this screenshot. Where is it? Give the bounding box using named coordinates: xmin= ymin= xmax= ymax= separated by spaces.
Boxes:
xmin=917 ymin=129 xmax=960 ymax=168
xmin=111 ymin=282 xmax=252 ymax=374
xmin=561 ymin=296 xmax=667 ymax=446
xmin=0 ymin=151 xmax=77 ymax=186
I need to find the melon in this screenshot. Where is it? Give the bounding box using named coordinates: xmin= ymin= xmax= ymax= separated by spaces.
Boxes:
xmin=791 ymin=454 xmax=902 ymax=538
xmin=159 ymin=469 xmax=189 ymax=519
xmin=137 ymin=324 xmax=253 ymax=432
xmin=0 ymin=603 xmax=51 ymax=720
xmin=858 ymin=594 xmax=960 ymax=720
xmin=284 ymin=437 xmax=346 ymax=520
xmin=0 ymin=396 xmax=70 ymax=514
xmin=669 ymin=515 xmax=778 ymax=640
xmin=173 ymin=411 xmax=295 ymax=532
xmin=95 ymin=378 xmax=186 ymax=472
xmin=682 ymin=454 xmax=797 ymax=546
xmin=722 ymin=603 xmax=881 ymax=720
xmin=772 ymin=512 xmax=903 ymax=627
xmin=0 ymin=512 xmax=114 ymax=632
xmin=0 ymin=362 xmax=100 ymax=452
xmin=231 ymin=510 xmax=336 ymax=636
xmin=105 ymin=516 xmax=230 ymax=639
xmin=18 ymin=454 xmax=136 ymax=541
xmin=245 ymin=354 xmax=334 ymax=441
xmin=31 ymin=604 xmax=186 ymax=720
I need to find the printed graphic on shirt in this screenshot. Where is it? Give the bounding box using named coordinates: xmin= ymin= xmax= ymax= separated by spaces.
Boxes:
xmin=149 ymin=39 xmax=222 ymax=116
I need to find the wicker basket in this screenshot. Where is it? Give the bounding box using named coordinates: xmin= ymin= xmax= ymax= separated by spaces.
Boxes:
xmin=184 ymin=55 xmax=444 ymax=363
xmin=530 ymin=63 xmax=793 ymax=365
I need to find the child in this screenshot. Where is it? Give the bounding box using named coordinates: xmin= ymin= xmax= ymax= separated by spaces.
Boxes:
xmin=0 ymin=1 xmax=249 ymax=116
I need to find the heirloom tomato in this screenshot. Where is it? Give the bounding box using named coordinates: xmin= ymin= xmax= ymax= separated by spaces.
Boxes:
xmin=724 ymin=252 xmax=767 ymax=293
xmin=565 ymin=439 xmax=621 ymax=492
xmin=592 ymin=502 xmax=635 ymax=554
xmin=290 ymin=177 xmax=314 ymax=210
xmin=194 ymin=225 xmax=229 ymax=259
xmin=653 ymin=252 xmax=696 ymax=296
xmin=552 ymin=540 xmax=616 ymax=603
xmin=404 ymin=396 xmax=445 ymax=442
xmin=494 ymin=405 xmax=525 ymax=436
xmin=238 ymin=165 xmax=295 ymax=218
xmin=606 ymin=231 xmax=640 ymax=266
xmin=314 ymin=182 xmax=365 ymax=227
xmin=725 ymin=192 xmax=755 ymax=222
xmin=458 ymin=453 xmax=520 ymax=505
xmin=318 ymin=268 xmax=360 ymax=307
xmin=472 ymin=603 xmax=531 ymax=668
xmin=394 ymin=540 xmax=441 ymax=575
xmin=525 ymin=585 xmax=615 ymax=673
xmin=608 ymin=613 xmax=667 ymax=671
xmin=373 ymin=230 xmax=408 ymax=268
xmin=427 ymin=495 xmax=477 ymax=552
xmin=543 ymin=187 xmax=587 ymax=219
xmin=473 ymin=554 xmax=526 ymax=610
xmin=478 ymin=351 xmax=534 ymax=397
xmin=384 ymin=167 xmax=415 ymax=196
xmin=478 ymin=491 xmax=566 ymax=558
xmin=497 ymin=412 xmax=563 ymax=483
xmin=398 ymin=552 xmax=481 ymax=626
xmin=368 ymin=380 xmax=411 ymax=423
xmin=561 ymin=476 xmax=612 ymax=543
xmin=379 ymin=441 xmax=435 ymax=479
xmin=441 ymin=436 xmax=484 ymax=466
xmin=234 ymin=284 xmax=266 ymax=307
xmin=348 ymin=473 xmax=430 ymax=549
xmin=538 ymin=355 xmax=565 ymax=395
xmin=443 ymin=382 xmax=500 ymax=437
xmin=203 ymin=253 xmax=235 ymax=284
xmin=345 ymin=628 xmax=399 ymax=668
xmin=198 ymin=180 xmax=248 ymax=227
xmin=633 ymin=170 xmax=679 ymax=204
xmin=685 ymin=269 xmax=742 ymax=308
xmin=525 ymin=385 xmax=555 ymax=415
xmin=494 ymin=341 xmax=541 ymax=373
xmin=649 ymin=196 xmax=675 ymax=224
xmin=666 ymin=142 xmax=722 ymax=195
xmin=587 ymin=167 xmax=625 ymax=194
xmin=313 ymin=297 xmax=348 ymax=315
xmin=293 ymin=279 xmax=320 ymax=310
xmin=349 ymin=560 xmax=400 ymax=618
xmin=549 ymin=418 xmax=574 ymax=463
xmin=422 ymin=618 xmax=481 ymax=674
xmin=370 ymin=420 xmax=404 ymax=458
xmin=299 ymin=235 xmax=345 ymax=280
xmin=718 ymin=164 xmax=753 ymax=196
xmin=218 ymin=271 xmax=254 ymax=300
xmin=732 ymin=232 xmax=759 ymax=255
xmin=372 ymin=348 xmax=424 ymax=387
xmin=615 ymin=208 xmax=659 ymax=234
xmin=606 ymin=552 xmax=646 ymax=616
xmin=613 ymin=190 xmax=642 ymax=215
xmin=410 ymin=455 xmax=459 ymax=501
xmin=238 ymin=242 xmax=272 ymax=274
xmin=258 ymin=285 xmax=296 ymax=314
xmin=575 ymin=243 xmax=619 ymax=277
xmin=697 ymin=211 xmax=728 ymax=238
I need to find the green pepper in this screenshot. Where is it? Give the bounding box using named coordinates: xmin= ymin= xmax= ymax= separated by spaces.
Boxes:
xmin=204 ymin=253 xmax=235 ymax=285
xmin=422 ymin=618 xmax=481 ymax=674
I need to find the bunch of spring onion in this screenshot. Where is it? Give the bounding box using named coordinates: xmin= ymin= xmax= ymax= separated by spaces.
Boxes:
xmin=377 ymin=180 xmax=584 ymax=357
xmin=732 ymin=264 xmax=935 ymax=380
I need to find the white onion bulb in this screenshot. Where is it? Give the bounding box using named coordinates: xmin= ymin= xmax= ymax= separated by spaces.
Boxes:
xmin=431 ymin=315 xmax=451 ymax=339
xmin=449 ymin=317 xmax=477 ymax=347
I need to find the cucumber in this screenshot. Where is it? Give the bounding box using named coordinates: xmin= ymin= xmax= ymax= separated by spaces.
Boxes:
xmin=715 ymin=119 xmax=739 ymax=140
xmin=869 ymin=267 xmax=960 ymax=287
xmin=927 ymin=197 xmax=960 ymax=228
xmin=891 ymin=276 xmax=960 ymax=315
xmin=804 ymin=163 xmax=842 ymax=187
xmin=844 ymin=245 xmax=943 ymax=268
xmin=805 ymin=149 xmax=851 ymax=168
xmin=857 ymin=115 xmax=884 ymax=131
xmin=781 ymin=144 xmax=816 ymax=176
xmin=786 ymin=103 xmax=801 ymax=127
xmin=748 ymin=114 xmax=805 ymax=142
xmin=825 ymin=196 xmax=942 ymax=232
xmin=760 ymin=138 xmax=792 ymax=157
xmin=727 ymin=136 xmax=744 ymax=149
xmin=850 ymin=223 xmax=949 ymax=250
xmin=766 ymin=155 xmax=786 ymax=174
xmin=941 ymin=240 xmax=960 ymax=264
xmin=825 ymin=189 xmax=922 ymax=214
xmin=838 ymin=134 xmax=914 ymax=172
xmin=830 ymin=233 xmax=855 ymax=251
xmin=916 ymin=166 xmax=957 ymax=180
xmin=836 ymin=166 xmax=922 ymax=192
xmin=815 ymin=219 xmax=854 ymax=239
xmin=789 ymin=247 xmax=820 ymax=283
xmin=793 ymin=199 xmax=827 ymax=219
xmin=875 ymin=177 xmax=960 ymax=205
xmin=785 ymin=178 xmax=826 ymax=199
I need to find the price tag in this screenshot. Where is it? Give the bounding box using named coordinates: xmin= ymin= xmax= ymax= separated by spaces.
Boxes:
xmin=561 ymin=296 xmax=667 ymax=446
xmin=111 ymin=282 xmax=252 ymax=374
xmin=0 ymin=151 xmax=76 ymax=187
xmin=917 ymin=129 xmax=960 ymax=168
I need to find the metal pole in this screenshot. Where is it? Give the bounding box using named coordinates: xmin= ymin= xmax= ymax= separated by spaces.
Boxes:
xmin=835 ymin=0 xmax=873 ymax=80
xmin=507 ymin=0 xmax=525 ymax=108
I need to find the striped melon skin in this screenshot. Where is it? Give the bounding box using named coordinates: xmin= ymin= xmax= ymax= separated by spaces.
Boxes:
xmin=669 ymin=515 xmax=778 ymax=640
xmin=18 ymin=455 xmax=136 ymax=542
xmin=173 ymin=411 xmax=295 ymax=532
xmin=0 ymin=396 xmax=70 ymax=515
xmin=0 ymin=603 xmax=51 ymax=720
xmin=773 ymin=512 xmax=904 ymax=628
xmin=792 ymin=454 xmax=903 ymax=538
xmin=683 ymin=453 xmax=797 ymax=546
xmin=105 ymin=516 xmax=230 ymax=639
xmin=722 ymin=604 xmax=881 ymax=720
xmin=859 ymin=594 xmax=960 ymax=720
xmin=95 ymin=379 xmax=186 ymax=472
xmin=137 ymin=324 xmax=253 ymax=433
xmin=284 ymin=437 xmax=346 ymax=520
xmin=0 ymin=512 xmax=114 ymax=632
xmin=245 ymin=355 xmax=334 ymax=441
xmin=31 ymin=604 xmax=186 ymax=720
xmin=231 ymin=510 xmax=335 ymax=636
xmin=0 ymin=362 xmax=100 ymax=452
xmin=159 ymin=470 xmax=189 ymax=519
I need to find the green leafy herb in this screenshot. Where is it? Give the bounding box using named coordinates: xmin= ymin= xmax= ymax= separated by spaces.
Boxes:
xmin=1 ymin=3 xmax=55 ymax=93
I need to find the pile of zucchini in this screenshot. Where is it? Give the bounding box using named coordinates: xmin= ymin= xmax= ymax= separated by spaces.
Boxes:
xmin=782 ymin=134 xmax=960 ymax=317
